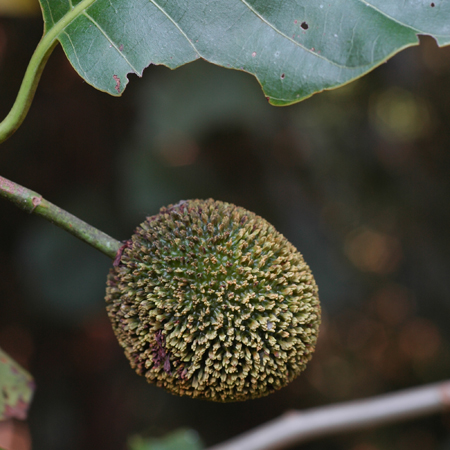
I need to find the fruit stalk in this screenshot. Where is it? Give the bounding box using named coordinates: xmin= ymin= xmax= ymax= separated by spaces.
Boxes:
xmin=0 ymin=175 xmax=121 ymax=259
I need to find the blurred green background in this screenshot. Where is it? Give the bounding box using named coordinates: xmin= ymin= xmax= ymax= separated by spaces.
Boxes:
xmin=1 ymin=6 xmax=450 ymax=450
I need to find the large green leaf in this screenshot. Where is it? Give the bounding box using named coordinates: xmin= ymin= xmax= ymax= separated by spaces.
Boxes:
xmin=0 ymin=348 xmax=34 ymax=421
xmin=39 ymin=0 xmax=449 ymax=105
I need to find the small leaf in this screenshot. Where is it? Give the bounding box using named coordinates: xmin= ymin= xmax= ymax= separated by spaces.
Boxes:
xmin=0 ymin=348 xmax=34 ymax=421
xmin=39 ymin=0 xmax=450 ymax=105
xmin=128 ymin=428 xmax=204 ymax=450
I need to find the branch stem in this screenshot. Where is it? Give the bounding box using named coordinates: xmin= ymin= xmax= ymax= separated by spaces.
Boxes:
xmin=0 ymin=0 xmax=97 ymax=143
xmin=208 ymin=380 xmax=450 ymax=450
xmin=0 ymin=175 xmax=121 ymax=259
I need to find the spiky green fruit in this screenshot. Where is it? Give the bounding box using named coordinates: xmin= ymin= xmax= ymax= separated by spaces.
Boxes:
xmin=105 ymin=199 xmax=320 ymax=402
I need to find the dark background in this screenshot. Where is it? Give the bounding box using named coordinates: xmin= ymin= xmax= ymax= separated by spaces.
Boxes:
xmin=1 ymin=10 xmax=450 ymax=450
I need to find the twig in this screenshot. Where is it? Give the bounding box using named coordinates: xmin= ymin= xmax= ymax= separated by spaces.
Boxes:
xmin=0 ymin=175 xmax=121 ymax=259
xmin=207 ymin=380 xmax=450 ymax=450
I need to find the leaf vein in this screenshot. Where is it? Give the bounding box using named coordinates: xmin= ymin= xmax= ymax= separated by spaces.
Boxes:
xmin=148 ymin=0 xmax=200 ymax=56
xmin=82 ymin=12 xmax=140 ymax=75
xmin=42 ymin=0 xmax=56 ymax=27
xmin=360 ymin=0 xmax=450 ymax=42
xmin=357 ymin=0 xmax=421 ymax=33
xmin=237 ymin=0 xmax=346 ymax=68
xmin=63 ymin=31 xmax=90 ymax=82
xmin=371 ymin=34 xmax=380 ymax=62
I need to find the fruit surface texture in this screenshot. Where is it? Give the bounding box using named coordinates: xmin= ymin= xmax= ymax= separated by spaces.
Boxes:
xmin=106 ymin=199 xmax=320 ymax=402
